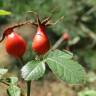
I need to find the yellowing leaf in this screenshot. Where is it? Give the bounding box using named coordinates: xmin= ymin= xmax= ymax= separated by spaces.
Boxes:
xmin=0 ymin=10 xmax=12 ymax=16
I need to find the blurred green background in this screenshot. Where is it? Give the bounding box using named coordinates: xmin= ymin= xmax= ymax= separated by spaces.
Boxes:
xmin=0 ymin=0 xmax=96 ymax=96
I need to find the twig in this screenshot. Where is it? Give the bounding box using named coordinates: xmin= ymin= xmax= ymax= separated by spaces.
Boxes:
xmin=27 ymin=81 xmax=31 ymax=96
xmin=51 ymin=34 xmax=64 ymax=50
xmin=0 ymin=80 xmax=9 ymax=86
xmin=80 ymin=23 xmax=96 ymax=48
xmin=83 ymin=7 xmax=96 ymax=15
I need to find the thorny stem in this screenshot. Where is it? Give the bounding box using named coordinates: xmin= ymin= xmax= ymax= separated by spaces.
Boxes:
xmin=18 ymin=57 xmax=31 ymax=96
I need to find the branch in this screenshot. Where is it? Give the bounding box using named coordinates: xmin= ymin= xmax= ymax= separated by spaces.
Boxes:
xmin=80 ymin=23 xmax=96 ymax=48
xmin=51 ymin=34 xmax=65 ymax=50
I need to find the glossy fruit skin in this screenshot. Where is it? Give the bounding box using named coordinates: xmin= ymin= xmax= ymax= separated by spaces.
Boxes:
xmin=32 ymin=25 xmax=50 ymax=55
xmin=5 ymin=32 xmax=27 ymax=58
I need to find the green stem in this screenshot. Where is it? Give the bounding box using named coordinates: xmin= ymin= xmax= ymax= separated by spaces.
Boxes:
xmin=27 ymin=81 xmax=31 ymax=96
xmin=18 ymin=57 xmax=31 ymax=96
xmin=17 ymin=57 xmax=24 ymax=69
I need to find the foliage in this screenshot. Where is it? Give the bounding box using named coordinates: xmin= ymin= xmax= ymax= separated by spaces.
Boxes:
xmin=0 ymin=10 xmax=12 ymax=16
xmin=0 ymin=68 xmax=8 ymax=79
xmin=78 ymin=90 xmax=96 ymax=96
xmin=21 ymin=50 xmax=85 ymax=84
xmin=21 ymin=60 xmax=46 ymax=81
xmin=7 ymin=85 xmax=21 ymax=96
xmin=0 ymin=0 xmax=96 ymax=96
xmin=7 ymin=77 xmax=20 ymax=96
xmin=0 ymin=49 xmax=86 ymax=96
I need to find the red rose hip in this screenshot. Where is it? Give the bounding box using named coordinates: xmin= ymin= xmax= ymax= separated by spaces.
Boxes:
xmin=5 ymin=32 xmax=27 ymax=58
xmin=32 ymin=25 xmax=50 ymax=55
